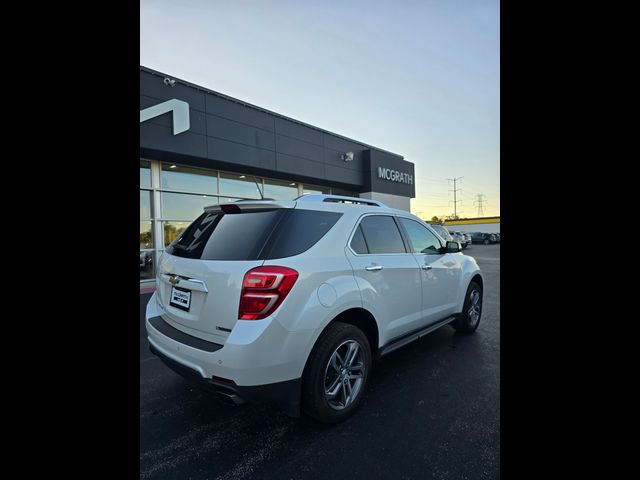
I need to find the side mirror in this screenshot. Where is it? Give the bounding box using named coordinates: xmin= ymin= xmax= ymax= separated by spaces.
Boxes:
xmin=445 ymin=241 xmax=461 ymax=253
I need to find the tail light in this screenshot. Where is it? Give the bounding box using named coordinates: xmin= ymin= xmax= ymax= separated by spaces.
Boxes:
xmin=239 ymin=266 xmax=299 ymax=320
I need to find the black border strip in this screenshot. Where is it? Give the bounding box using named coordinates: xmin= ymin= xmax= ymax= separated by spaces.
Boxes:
xmin=148 ymin=316 xmax=223 ymax=352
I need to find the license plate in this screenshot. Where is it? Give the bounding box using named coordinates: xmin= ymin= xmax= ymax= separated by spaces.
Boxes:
xmin=170 ymin=286 xmax=191 ymax=312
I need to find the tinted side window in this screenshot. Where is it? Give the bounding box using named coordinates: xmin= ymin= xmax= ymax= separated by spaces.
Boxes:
xmin=359 ymin=216 xmax=406 ymax=254
xmin=399 ymin=218 xmax=442 ymax=254
xmin=264 ymin=210 xmax=343 ymax=259
xmin=350 ymin=225 xmax=368 ymax=254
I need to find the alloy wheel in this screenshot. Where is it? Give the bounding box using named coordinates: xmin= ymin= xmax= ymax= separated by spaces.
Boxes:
xmin=324 ymin=340 xmax=365 ymax=410
xmin=468 ymin=289 xmax=482 ymax=325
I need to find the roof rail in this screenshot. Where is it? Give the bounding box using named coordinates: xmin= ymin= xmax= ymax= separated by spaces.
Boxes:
xmin=295 ymin=194 xmax=387 ymax=207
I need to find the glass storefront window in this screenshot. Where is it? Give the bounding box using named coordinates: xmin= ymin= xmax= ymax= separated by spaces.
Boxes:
xmin=141 ymin=158 xmax=362 ymax=282
xmin=220 ymin=172 xmax=263 ymax=199
xmin=163 ymin=221 xmax=191 ymax=247
xmin=140 ymin=191 xmax=152 ymax=220
xmin=140 ymin=250 xmax=155 ymax=280
xmin=302 ymin=184 xmax=330 ymax=195
xmin=161 ymin=164 xmax=218 ymax=194
xmin=264 ymin=179 xmax=298 ymax=200
xmin=162 ymin=192 xmax=218 ymax=221
xmin=218 ymin=197 xmax=244 ymax=204
xmin=140 ymin=221 xmax=153 ymax=249
xmin=140 ymin=160 xmax=151 ymax=188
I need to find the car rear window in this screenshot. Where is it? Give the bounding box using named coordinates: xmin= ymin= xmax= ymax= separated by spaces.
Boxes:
xmin=165 ymin=208 xmax=342 ymax=260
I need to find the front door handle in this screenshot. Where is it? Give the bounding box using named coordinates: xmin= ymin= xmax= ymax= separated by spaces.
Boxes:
xmin=365 ymin=265 xmax=383 ymax=271
xmin=421 ymin=265 xmax=433 ymax=270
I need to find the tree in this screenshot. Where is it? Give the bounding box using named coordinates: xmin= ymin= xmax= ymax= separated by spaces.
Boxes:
xmin=140 ymin=231 xmax=152 ymax=249
xmin=430 ymin=216 xmax=441 ymax=223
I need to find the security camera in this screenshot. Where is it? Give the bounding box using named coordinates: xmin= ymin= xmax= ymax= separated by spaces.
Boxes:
xmin=341 ymin=151 xmax=354 ymax=162
xmin=164 ymin=77 xmax=176 ymax=87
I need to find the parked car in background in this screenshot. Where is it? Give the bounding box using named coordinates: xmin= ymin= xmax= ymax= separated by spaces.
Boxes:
xmin=448 ymin=230 xmax=468 ymax=249
xmin=489 ymin=234 xmax=498 ymax=243
xmin=140 ymin=251 xmax=153 ymax=270
xmin=462 ymin=232 xmax=472 ymax=247
xmin=470 ymin=232 xmax=495 ymax=245
xmin=494 ymin=233 xmax=500 ymax=243
xmin=456 ymin=231 xmax=471 ymax=249
xmin=428 ymin=223 xmax=454 ymax=243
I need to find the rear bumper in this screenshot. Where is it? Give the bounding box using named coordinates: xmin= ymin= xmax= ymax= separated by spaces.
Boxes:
xmin=149 ymin=343 xmax=301 ymax=416
xmin=146 ymin=291 xmax=316 ymax=385
xmin=145 ymin=291 xmax=317 ymax=416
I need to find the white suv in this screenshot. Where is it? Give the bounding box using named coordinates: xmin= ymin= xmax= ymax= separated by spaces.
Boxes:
xmin=146 ymin=195 xmax=484 ymax=423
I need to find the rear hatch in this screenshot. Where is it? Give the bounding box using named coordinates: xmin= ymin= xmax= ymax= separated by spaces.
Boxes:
xmin=157 ymin=203 xmax=291 ymax=343
xmin=157 ymin=255 xmax=264 ymax=341
xmin=156 ymin=201 xmax=343 ymax=344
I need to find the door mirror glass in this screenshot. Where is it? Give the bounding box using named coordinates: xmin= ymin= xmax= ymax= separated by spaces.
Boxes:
xmin=445 ymin=241 xmax=461 ymax=253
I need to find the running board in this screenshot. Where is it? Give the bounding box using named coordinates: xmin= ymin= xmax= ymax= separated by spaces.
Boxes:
xmin=378 ymin=316 xmax=457 ymax=357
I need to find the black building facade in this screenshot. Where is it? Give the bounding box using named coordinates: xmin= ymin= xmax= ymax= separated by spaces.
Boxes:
xmin=140 ymin=66 xmax=415 ymax=281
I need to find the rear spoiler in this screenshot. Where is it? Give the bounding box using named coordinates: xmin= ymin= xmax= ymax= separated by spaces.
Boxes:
xmin=204 ymin=199 xmax=296 ymax=213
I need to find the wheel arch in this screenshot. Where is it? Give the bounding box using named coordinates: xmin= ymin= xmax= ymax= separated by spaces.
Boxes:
xmin=301 ymin=307 xmax=379 ymax=378
xmin=455 ymin=262 xmax=484 ymax=314
xmin=470 ymin=273 xmax=483 ymax=291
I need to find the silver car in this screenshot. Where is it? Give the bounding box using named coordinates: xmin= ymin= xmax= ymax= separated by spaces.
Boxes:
xmin=453 ymin=231 xmax=472 ymax=249
xmin=448 ymin=230 xmax=468 ymax=249
xmin=463 ymin=232 xmax=472 ymax=247
xmin=429 ymin=223 xmax=455 ymax=244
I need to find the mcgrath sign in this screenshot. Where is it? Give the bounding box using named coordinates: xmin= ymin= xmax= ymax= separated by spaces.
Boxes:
xmin=364 ymin=149 xmax=416 ymax=198
xmin=377 ymin=167 xmax=413 ymax=185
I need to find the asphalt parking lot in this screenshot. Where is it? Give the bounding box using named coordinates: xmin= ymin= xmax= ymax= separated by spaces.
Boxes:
xmin=140 ymin=244 xmax=500 ymax=480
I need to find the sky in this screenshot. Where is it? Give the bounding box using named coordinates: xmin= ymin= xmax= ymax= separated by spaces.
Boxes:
xmin=140 ymin=0 xmax=500 ymax=219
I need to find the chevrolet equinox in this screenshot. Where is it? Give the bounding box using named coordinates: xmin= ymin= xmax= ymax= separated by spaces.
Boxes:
xmin=145 ymin=195 xmax=483 ymax=423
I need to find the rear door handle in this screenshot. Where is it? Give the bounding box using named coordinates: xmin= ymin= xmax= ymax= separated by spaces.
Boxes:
xmin=421 ymin=265 xmax=433 ymax=270
xmin=365 ymin=265 xmax=383 ymax=271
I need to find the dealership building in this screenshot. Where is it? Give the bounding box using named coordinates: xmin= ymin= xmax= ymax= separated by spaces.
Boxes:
xmin=140 ymin=66 xmax=415 ymax=282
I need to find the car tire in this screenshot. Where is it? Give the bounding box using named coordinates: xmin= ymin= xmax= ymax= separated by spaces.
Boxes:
xmin=483 ymin=239 xmax=490 ymax=245
xmin=301 ymin=321 xmax=372 ymax=424
xmin=451 ymin=281 xmax=483 ymax=334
